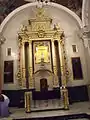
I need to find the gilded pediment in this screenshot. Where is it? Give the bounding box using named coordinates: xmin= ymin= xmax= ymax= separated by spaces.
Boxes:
xmin=18 ymin=6 xmax=64 ymax=42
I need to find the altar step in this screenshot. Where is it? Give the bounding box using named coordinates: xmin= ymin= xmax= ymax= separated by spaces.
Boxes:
xmin=31 ymin=99 xmax=64 ymax=111
xmin=13 ymin=113 xmax=89 ymax=120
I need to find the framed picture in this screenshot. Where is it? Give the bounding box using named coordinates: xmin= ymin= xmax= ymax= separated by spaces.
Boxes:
xmin=33 ymin=41 xmax=50 ymax=64
xmin=7 ymin=48 xmax=12 ymax=56
xmin=4 ymin=60 xmax=14 ymax=83
xmin=72 ymin=45 xmax=78 ymax=52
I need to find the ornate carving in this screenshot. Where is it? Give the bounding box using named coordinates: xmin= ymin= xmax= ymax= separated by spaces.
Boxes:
xmin=0 ymin=33 xmax=6 ymax=45
xmin=28 ymin=67 xmax=33 ymax=88
xmin=16 ymin=68 xmax=22 ymax=87
xmin=37 ymin=30 xmax=46 ymax=38
xmin=25 ymin=92 xmax=31 ymax=113
xmin=17 ymin=6 xmax=68 ymax=90
xmin=16 ymin=6 xmax=69 ymax=108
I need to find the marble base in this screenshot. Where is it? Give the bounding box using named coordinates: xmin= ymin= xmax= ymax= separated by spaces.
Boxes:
xmin=31 ymin=99 xmax=63 ymax=111
xmin=0 ymin=101 xmax=90 ymax=120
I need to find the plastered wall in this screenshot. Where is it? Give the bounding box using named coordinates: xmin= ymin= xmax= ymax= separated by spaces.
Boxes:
xmin=0 ymin=2 xmax=88 ymax=90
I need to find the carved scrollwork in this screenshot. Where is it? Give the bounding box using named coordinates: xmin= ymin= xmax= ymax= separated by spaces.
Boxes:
xmin=37 ymin=30 xmax=46 ymax=38
xmin=16 ymin=68 xmax=22 ymax=87
xmin=17 ymin=6 xmax=69 ymax=90
xmin=53 ymin=66 xmax=57 ymax=75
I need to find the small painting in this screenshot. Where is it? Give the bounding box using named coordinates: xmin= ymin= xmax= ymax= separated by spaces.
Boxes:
xmin=7 ymin=48 xmax=11 ymax=56
xmin=34 ymin=41 xmax=50 ymax=64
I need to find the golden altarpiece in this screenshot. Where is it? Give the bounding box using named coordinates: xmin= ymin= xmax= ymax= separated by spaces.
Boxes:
xmin=17 ymin=7 xmax=69 ymax=111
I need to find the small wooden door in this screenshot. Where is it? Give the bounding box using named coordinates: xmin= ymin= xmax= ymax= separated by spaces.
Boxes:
xmin=40 ymin=78 xmax=48 ymax=91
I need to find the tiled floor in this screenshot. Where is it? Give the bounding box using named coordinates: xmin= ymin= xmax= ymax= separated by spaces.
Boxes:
xmin=0 ymin=101 xmax=90 ymax=120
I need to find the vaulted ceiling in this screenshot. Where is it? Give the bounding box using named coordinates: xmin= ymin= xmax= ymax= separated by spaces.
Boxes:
xmin=0 ymin=0 xmax=82 ymax=24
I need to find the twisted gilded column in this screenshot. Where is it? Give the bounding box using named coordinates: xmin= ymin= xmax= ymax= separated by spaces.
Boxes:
xmin=58 ymin=38 xmax=69 ymax=109
xmin=28 ymin=41 xmax=33 ymax=89
xmin=25 ymin=91 xmax=32 ymax=113
xmin=22 ymin=42 xmax=26 ymax=88
xmin=17 ymin=39 xmax=22 ymax=88
xmin=51 ymin=40 xmax=58 ymax=87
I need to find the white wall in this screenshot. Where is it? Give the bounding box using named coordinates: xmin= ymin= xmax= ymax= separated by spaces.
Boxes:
xmin=0 ymin=2 xmax=88 ymax=90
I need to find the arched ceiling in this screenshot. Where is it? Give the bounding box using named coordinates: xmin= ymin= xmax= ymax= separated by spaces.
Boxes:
xmin=0 ymin=0 xmax=82 ymax=24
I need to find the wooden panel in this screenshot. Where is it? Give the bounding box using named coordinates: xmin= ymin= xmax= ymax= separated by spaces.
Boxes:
xmin=4 ymin=60 xmax=13 ymax=83
xmin=68 ymin=85 xmax=89 ymax=103
xmin=71 ymin=57 xmax=83 ymax=80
